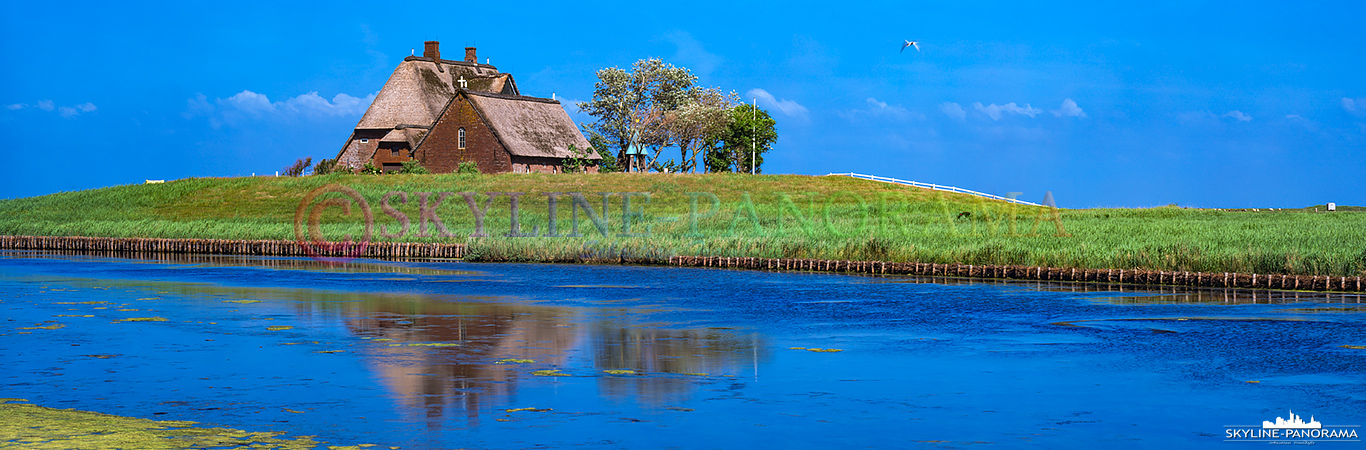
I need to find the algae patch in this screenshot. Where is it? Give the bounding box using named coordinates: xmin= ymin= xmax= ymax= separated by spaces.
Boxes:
xmin=532 ymin=370 xmax=570 ymax=377
xmin=495 ymin=358 xmax=534 ymax=364
xmin=505 ymin=407 xmax=553 ymax=412
xmin=116 ymin=317 xmax=168 ymax=323
xmin=1342 ymin=345 xmax=1366 ymax=350
xmin=266 ymin=326 xmax=293 ymax=331
xmin=223 ymin=300 xmax=262 ymax=304
xmin=0 ymin=401 xmax=331 ymax=449
xmin=603 ymin=369 xmax=636 ymax=375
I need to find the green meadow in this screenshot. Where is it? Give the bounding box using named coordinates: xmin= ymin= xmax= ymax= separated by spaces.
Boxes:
xmin=1 ymin=173 xmax=1363 ymax=276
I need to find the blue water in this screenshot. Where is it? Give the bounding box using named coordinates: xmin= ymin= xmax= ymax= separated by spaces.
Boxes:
xmin=1 ymin=251 xmax=1363 ymax=449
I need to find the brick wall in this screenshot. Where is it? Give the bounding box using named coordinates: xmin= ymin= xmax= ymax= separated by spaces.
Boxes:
xmin=419 ymin=94 xmax=511 ymax=173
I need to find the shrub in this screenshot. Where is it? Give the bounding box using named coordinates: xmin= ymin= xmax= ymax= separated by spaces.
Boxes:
xmin=457 ymin=161 xmax=480 ymax=174
xmin=283 ymin=157 xmax=313 ymax=177
xmin=312 ymin=158 xmax=338 ymax=175
xmin=563 ymin=144 xmax=592 ymax=173
xmin=360 ymin=162 xmax=383 ymax=175
xmin=400 ymin=160 xmax=430 ymax=174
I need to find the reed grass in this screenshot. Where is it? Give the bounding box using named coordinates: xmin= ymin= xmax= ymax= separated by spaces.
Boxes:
xmin=1 ymin=173 xmax=1363 ymax=276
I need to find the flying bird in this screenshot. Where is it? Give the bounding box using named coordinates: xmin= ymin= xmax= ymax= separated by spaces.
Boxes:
xmin=900 ymin=40 xmax=921 ymax=53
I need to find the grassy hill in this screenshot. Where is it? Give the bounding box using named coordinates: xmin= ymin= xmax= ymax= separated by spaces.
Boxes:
xmin=1 ymin=173 xmax=1363 ymax=276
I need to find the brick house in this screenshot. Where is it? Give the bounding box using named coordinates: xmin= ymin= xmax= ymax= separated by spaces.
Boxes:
xmin=336 ymin=41 xmax=598 ymax=173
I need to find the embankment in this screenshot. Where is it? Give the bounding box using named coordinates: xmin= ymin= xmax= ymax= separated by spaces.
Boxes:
xmin=3 ymin=235 xmax=1361 ymax=293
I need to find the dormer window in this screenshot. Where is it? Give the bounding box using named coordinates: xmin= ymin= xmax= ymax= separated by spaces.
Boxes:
xmin=458 ymin=128 xmax=466 ymax=149
xmin=359 ymin=138 xmax=369 ymax=144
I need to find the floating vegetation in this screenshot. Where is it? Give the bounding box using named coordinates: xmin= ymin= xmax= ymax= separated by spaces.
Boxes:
xmin=404 ymin=342 xmax=460 ymax=347
xmin=1246 ymin=380 xmax=1261 ymax=383
xmin=54 ymin=315 xmax=95 ymax=318
xmin=282 ymin=408 xmax=306 ymax=414
xmin=117 ymin=317 xmax=167 ymax=322
xmin=0 ymin=401 xmax=331 ymax=448
xmin=117 ymin=309 xmax=138 ymax=312
xmin=19 ymin=323 xmax=65 ymax=330
xmin=665 ymin=406 xmax=695 ymax=412
xmin=495 ymin=358 xmax=535 ymax=364
xmin=682 ymin=373 xmax=709 ymax=377
xmin=314 ymin=350 xmax=344 ymax=354
xmin=1342 ymin=345 xmax=1366 ymax=350
xmin=807 ymin=348 xmax=844 ymax=353
xmin=603 ymin=369 xmax=636 ymax=375
xmin=223 ymin=300 xmax=262 ymax=304
xmin=266 ymin=326 xmax=293 ymax=331
xmin=372 ymin=338 xmax=393 ymax=342
xmin=505 ymin=407 xmax=552 ymax=412
xmin=135 ymin=298 xmax=160 ymax=301
xmin=532 ymin=370 xmax=570 ymax=377
xmin=788 ymin=347 xmax=807 ymax=350
xmin=53 ymin=301 xmax=107 ymax=305
xmin=82 ymin=354 xmax=120 ymax=359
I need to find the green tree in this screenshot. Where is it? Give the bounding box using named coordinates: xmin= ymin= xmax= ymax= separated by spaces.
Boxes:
xmin=714 ymin=104 xmax=777 ymax=173
xmin=585 ymin=128 xmax=619 ymax=172
xmin=312 ymin=158 xmax=338 ymax=175
xmin=577 ymin=58 xmax=696 ymax=172
xmin=668 ymin=87 xmax=738 ymax=173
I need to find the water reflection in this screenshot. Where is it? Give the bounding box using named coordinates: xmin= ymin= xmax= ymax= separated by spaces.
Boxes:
xmin=324 ymin=295 xmax=763 ymax=425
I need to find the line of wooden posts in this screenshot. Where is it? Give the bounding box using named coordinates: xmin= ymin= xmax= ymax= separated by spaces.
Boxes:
xmin=1 ymin=235 xmax=1362 ymax=292
xmin=0 ymin=235 xmax=465 ymax=259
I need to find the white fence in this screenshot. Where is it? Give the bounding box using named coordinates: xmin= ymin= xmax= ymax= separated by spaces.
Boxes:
xmin=825 ymin=172 xmax=1043 ymax=207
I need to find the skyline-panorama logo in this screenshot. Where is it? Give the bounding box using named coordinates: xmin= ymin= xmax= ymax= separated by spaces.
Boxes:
xmin=1225 ymin=410 xmax=1360 ymax=444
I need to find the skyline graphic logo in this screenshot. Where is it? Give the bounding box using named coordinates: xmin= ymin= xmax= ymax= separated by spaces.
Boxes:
xmin=1225 ymin=410 xmax=1360 ymax=444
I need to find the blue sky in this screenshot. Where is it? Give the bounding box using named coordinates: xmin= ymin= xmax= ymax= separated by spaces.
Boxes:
xmin=2 ymin=1 xmax=1363 ymax=208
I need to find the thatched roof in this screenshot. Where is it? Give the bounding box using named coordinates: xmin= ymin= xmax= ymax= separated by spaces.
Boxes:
xmin=463 ymin=91 xmax=599 ymax=160
xmin=354 ymin=58 xmax=514 ymax=130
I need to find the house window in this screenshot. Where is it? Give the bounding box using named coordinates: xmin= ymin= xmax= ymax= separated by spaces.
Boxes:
xmin=359 ymin=138 xmax=369 ymax=144
xmin=458 ymin=128 xmax=466 ymax=149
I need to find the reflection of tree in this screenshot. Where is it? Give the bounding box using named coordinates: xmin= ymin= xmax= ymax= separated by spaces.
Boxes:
xmin=340 ymin=297 xmax=577 ymax=427
xmin=313 ymin=295 xmax=764 ymax=424
xmin=590 ymin=315 xmax=765 ymax=406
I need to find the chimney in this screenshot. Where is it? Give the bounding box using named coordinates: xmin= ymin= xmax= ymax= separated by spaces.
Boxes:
xmin=423 ymin=41 xmax=440 ymax=60
xmin=465 ymin=47 xmax=477 ymax=63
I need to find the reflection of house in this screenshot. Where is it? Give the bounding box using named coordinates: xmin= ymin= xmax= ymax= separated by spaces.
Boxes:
xmin=336 ymin=41 xmax=598 ymax=174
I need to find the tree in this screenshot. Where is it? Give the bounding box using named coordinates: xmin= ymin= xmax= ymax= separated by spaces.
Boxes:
xmin=668 ymin=87 xmax=739 ymax=173
xmin=578 ymin=58 xmax=697 ymax=172
xmin=714 ymin=104 xmax=777 ymax=173
xmin=283 ymin=157 xmax=313 ymax=177
xmin=312 ymin=158 xmax=338 ymax=175
xmin=584 ymin=127 xmax=619 ymax=172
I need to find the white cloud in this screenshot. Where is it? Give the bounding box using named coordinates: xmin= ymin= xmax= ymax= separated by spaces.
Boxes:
xmin=1224 ymin=110 xmax=1252 ymax=122
xmin=187 ymin=90 xmax=377 ymax=125
xmin=973 ymin=102 xmax=1041 ymax=120
xmin=747 ymin=88 xmax=808 ymax=118
xmin=1343 ymin=97 xmax=1357 ymax=112
xmin=7 ymin=100 xmax=96 ymax=118
xmin=837 ymin=97 xmax=919 ymax=122
xmin=1052 ymin=98 xmax=1087 ymax=118
xmin=939 ymin=102 xmax=966 ymax=121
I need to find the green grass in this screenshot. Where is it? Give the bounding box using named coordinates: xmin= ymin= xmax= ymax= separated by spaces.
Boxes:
xmin=1 ymin=173 xmax=1364 ymax=276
